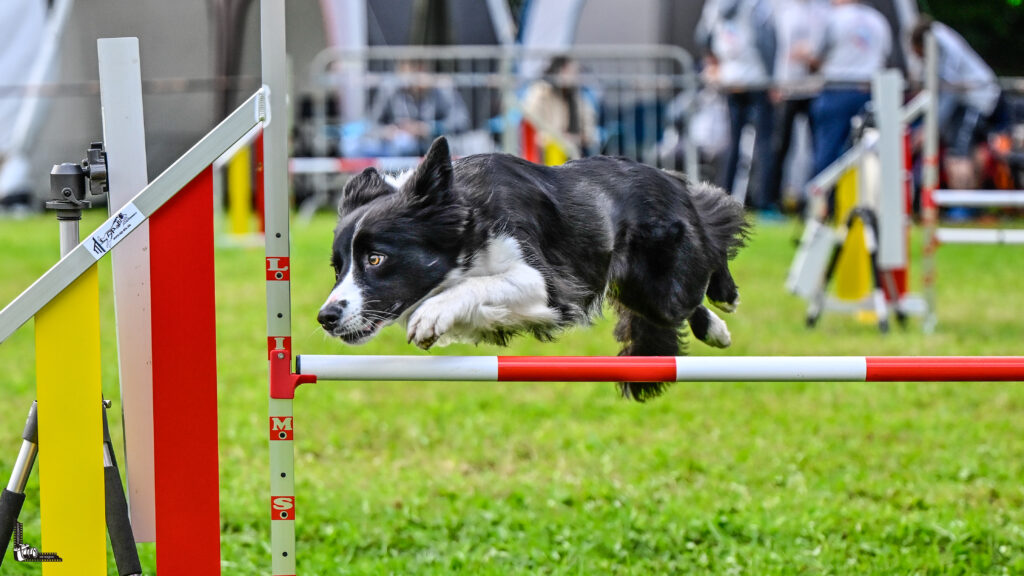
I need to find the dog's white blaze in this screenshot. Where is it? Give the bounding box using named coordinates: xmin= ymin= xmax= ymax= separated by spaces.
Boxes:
xmin=322 ymin=268 xmax=364 ymax=323
xmin=406 ymin=236 xmax=559 ymax=347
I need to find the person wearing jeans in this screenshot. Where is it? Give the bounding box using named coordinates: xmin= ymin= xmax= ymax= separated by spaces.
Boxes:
xmin=696 ymin=0 xmax=777 ymax=209
xmin=808 ymin=0 xmax=892 ymax=189
xmin=764 ymin=0 xmax=830 ymax=214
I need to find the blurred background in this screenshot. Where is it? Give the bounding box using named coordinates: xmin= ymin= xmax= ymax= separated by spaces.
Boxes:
xmin=1 ymin=0 xmax=1022 ymax=216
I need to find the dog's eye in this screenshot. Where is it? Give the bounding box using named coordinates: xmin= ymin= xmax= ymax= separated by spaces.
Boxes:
xmin=367 ymin=253 xmax=386 ymax=267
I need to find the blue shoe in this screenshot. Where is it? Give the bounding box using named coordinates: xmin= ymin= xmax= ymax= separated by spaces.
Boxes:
xmin=945 ymin=207 xmax=975 ymax=222
xmin=756 ymin=208 xmax=787 ymax=223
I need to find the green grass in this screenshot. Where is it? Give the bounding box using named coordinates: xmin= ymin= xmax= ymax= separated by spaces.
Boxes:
xmin=1 ymin=210 xmax=1023 ymax=574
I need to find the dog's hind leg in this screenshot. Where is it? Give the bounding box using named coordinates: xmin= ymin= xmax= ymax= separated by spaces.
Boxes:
xmin=688 ymin=305 xmax=731 ymax=348
xmin=706 ymin=265 xmax=740 ymax=313
xmin=612 ymin=303 xmax=685 ymax=402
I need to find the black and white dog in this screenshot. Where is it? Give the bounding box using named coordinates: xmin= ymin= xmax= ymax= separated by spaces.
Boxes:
xmin=318 ymin=137 xmax=749 ymax=400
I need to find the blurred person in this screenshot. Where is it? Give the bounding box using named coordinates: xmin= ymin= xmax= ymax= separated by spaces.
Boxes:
xmin=696 ymin=0 xmax=777 ymax=210
xmin=911 ymin=16 xmax=1004 ymax=191
xmin=521 ymin=56 xmax=599 ymax=157
xmin=764 ymin=0 xmax=831 ymax=215
xmin=367 ymin=59 xmax=470 ymax=156
xmin=808 ymin=0 xmax=892 ymax=189
xmin=0 ymin=0 xmax=47 ymax=210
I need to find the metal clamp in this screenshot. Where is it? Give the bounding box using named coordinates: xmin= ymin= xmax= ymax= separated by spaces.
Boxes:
xmin=46 ymin=141 xmax=110 ymax=218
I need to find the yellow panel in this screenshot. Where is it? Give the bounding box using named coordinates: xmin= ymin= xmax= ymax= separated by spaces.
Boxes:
xmin=834 ymin=170 xmax=871 ymax=301
xmin=35 ymin=265 xmax=106 ymax=574
xmin=834 ymin=168 xmax=858 ymax=225
xmin=227 ymin=146 xmax=252 ymax=235
xmin=543 ymin=142 xmax=568 ymax=166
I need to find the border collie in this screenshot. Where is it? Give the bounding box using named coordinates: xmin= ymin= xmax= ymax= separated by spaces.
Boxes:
xmin=318 ymin=137 xmax=749 ymax=401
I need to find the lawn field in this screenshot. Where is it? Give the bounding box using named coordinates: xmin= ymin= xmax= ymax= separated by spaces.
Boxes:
xmin=1 ymin=210 xmax=1023 ymax=574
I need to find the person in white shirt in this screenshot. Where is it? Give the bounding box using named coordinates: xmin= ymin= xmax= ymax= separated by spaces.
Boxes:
xmin=808 ymin=0 xmax=892 ymax=183
xmin=764 ymin=0 xmax=831 ymax=213
xmin=696 ymin=0 xmax=777 ymax=208
xmin=911 ymin=17 xmax=1003 ymax=166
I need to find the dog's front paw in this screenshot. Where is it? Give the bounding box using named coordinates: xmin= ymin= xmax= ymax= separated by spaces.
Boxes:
xmin=703 ymin=310 xmax=732 ymax=348
xmin=407 ymin=297 xmax=457 ymax=350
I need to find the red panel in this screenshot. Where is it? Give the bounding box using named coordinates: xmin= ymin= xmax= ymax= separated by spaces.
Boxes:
xmin=150 ymin=166 xmax=221 ymax=574
xmin=498 ymin=356 xmax=677 ymax=382
xmin=521 ymin=121 xmax=540 ymax=163
xmin=866 ymin=357 xmax=1024 ymax=381
xmin=255 ymin=130 xmax=266 ymax=233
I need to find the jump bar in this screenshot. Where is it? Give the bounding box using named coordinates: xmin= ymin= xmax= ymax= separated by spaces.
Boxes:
xmin=295 ymin=355 xmax=1024 ymax=383
xmin=932 ymin=190 xmax=1024 ymax=207
xmin=935 ymin=228 xmax=1024 ymax=245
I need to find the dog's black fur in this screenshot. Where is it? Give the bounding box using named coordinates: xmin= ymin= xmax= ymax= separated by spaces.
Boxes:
xmin=318 ymin=137 xmax=749 ymax=401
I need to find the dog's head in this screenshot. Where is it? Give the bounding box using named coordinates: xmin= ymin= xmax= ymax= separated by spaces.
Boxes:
xmin=317 ymin=137 xmax=469 ymax=344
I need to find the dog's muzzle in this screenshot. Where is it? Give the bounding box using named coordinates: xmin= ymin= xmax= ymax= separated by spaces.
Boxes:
xmin=317 ymin=301 xmax=347 ymax=332
xmin=318 ymin=300 xmax=383 ymax=344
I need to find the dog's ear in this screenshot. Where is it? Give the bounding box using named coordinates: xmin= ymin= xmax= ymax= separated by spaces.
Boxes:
xmin=339 ymin=167 xmax=393 ymax=214
xmin=408 ymin=136 xmax=453 ymax=204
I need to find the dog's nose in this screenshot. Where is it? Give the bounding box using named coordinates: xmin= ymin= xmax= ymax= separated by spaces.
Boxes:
xmin=317 ymin=307 xmax=340 ymax=329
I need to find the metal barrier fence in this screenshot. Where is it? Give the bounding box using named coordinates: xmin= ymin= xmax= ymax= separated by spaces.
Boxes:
xmin=295 ymin=44 xmax=700 ymax=214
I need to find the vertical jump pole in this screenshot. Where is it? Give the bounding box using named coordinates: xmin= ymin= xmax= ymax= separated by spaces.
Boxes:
xmin=97 ymin=36 xmax=157 ymax=542
xmin=261 ymin=1 xmax=298 ymax=575
xmin=921 ymin=31 xmax=940 ymax=333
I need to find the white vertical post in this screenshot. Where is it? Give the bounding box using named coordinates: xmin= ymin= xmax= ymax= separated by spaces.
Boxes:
xmin=97 ymin=37 xmax=156 ymax=543
xmin=319 ymin=0 xmax=367 ymax=123
xmin=873 ymin=69 xmax=906 ymax=269
xmin=921 ymin=31 xmax=940 ymax=333
xmin=262 ymin=1 xmax=296 ymax=575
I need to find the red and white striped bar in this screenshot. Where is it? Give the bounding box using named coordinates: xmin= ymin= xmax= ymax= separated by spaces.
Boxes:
xmin=289 ymin=156 xmax=421 ymax=175
xmin=296 ymin=355 xmax=1024 ymax=383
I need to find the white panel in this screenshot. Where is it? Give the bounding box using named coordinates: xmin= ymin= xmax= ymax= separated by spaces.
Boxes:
xmin=873 ymin=70 xmax=907 ymax=269
xmin=98 ymin=37 xmax=156 ymax=542
xmin=519 ymin=0 xmax=587 ymax=78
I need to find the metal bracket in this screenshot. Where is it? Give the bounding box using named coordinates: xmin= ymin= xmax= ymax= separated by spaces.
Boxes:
xmin=46 ymin=142 xmax=110 ymax=217
xmin=269 ymin=352 xmax=316 ymax=400
xmin=258 ymin=85 xmax=271 ymax=126
xmin=82 ymin=142 xmax=109 ymax=196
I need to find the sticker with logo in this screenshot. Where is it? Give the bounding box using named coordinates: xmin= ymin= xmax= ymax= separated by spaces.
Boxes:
xmin=86 ymin=202 xmax=145 ymax=260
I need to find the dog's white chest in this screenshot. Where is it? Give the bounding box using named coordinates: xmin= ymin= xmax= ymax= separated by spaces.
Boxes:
xmin=405 ymin=236 xmax=560 ymax=347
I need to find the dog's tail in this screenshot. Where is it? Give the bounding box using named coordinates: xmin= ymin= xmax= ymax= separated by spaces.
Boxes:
xmin=613 ymin=304 xmax=682 ymax=402
xmin=667 ymin=172 xmax=751 ymax=261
